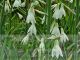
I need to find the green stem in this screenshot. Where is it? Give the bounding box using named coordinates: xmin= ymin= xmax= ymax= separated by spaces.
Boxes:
xmin=46 ymin=0 xmax=52 ymax=34
xmin=0 ymin=0 xmax=5 ymax=34
xmin=73 ymin=0 xmax=79 ymax=60
xmin=75 ymin=0 xmax=79 ymax=59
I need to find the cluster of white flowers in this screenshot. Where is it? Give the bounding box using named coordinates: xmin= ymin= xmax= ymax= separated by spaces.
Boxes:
xmin=50 ymin=27 xmax=68 ymax=58
xmin=49 ymin=2 xmax=70 ymax=58
xmin=49 ymin=23 xmax=69 ymax=42
xmin=4 ymin=0 xmax=26 ymax=12
xmin=26 ymin=4 xmax=37 ymax=35
xmin=22 ymin=3 xmax=37 ymax=44
xmin=53 ymin=3 xmax=66 ymax=19
xmin=48 ymin=22 xmax=68 ymax=58
xmin=4 ymin=0 xmax=71 ymax=59
xmin=22 ymin=24 xmax=37 ymax=44
xmin=4 ymin=0 xmax=26 ymax=19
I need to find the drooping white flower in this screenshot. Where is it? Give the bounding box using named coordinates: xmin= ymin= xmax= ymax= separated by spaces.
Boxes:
xmin=53 ymin=4 xmax=60 ymax=19
xmin=59 ymin=4 xmax=66 ymax=18
xmin=22 ymin=33 xmax=30 ymax=44
xmin=51 ymin=23 xmax=60 ymax=36
xmin=49 ymin=22 xmax=60 ymax=40
xmin=38 ymin=38 xmax=45 ymax=53
xmin=78 ymin=32 xmax=80 ymax=35
xmin=51 ymin=40 xmax=63 ymax=58
xmin=27 ymin=24 xmax=37 ymax=35
xmin=53 ymin=3 xmax=66 ymax=19
xmin=5 ymin=0 xmax=11 ymax=12
xmin=60 ymin=28 xmax=69 ymax=43
xmin=17 ymin=13 xmax=23 ymax=19
xmin=21 ymin=2 xmax=26 ymax=7
xmin=13 ymin=0 xmax=21 ymax=7
xmin=26 ymin=7 xmax=36 ymax=24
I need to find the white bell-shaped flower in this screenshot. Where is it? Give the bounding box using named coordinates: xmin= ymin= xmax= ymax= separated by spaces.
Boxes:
xmin=21 ymin=2 xmax=26 ymax=7
xmin=26 ymin=7 xmax=36 ymax=24
xmin=27 ymin=24 xmax=37 ymax=35
xmin=17 ymin=13 xmax=23 ymax=19
xmin=59 ymin=4 xmax=66 ymax=18
xmin=60 ymin=28 xmax=69 ymax=43
xmin=53 ymin=4 xmax=60 ymax=19
xmin=5 ymin=0 xmax=11 ymax=12
xmin=38 ymin=38 xmax=45 ymax=53
xmin=51 ymin=40 xmax=63 ymax=58
xmin=22 ymin=33 xmax=30 ymax=44
xmin=78 ymin=32 xmax=80 ymax=35
xmin=53 ymin=3 xmax=66 ymax=19
xmin=51 ymin=23 xmax=60 ymax=36
xmin=13 ymin=0 xmax=21 ymax=7
xmin=69 ymin=0 xmax=73 ymax=3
